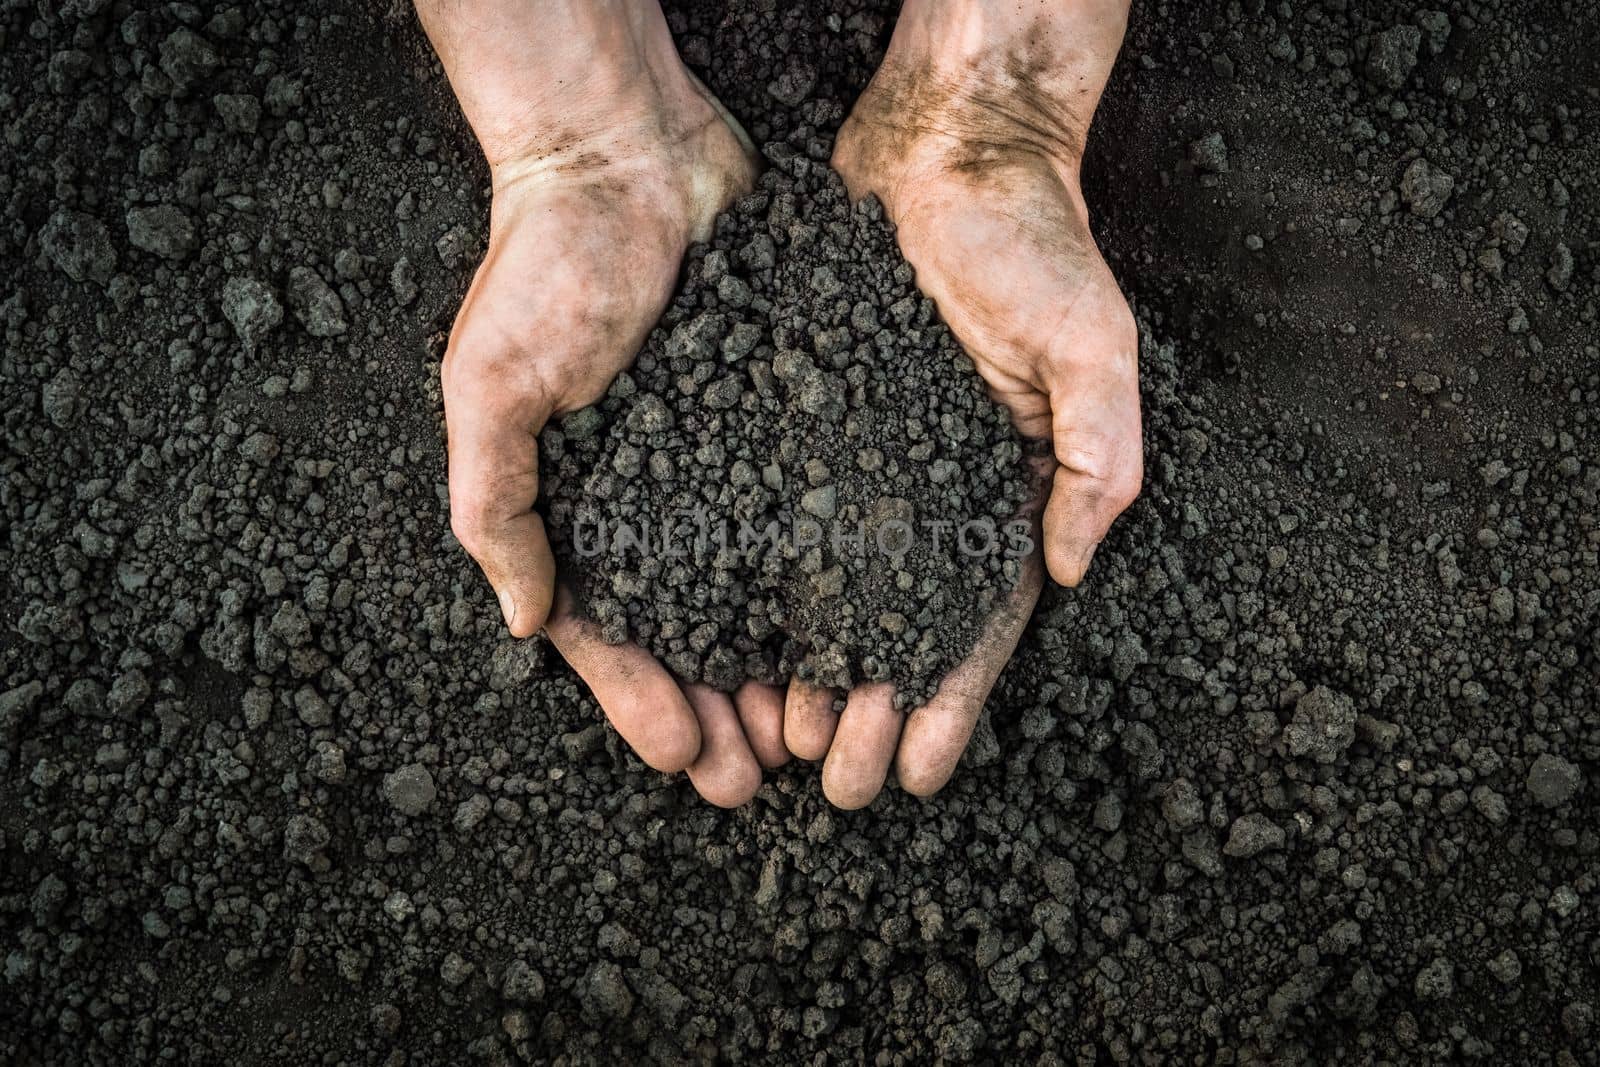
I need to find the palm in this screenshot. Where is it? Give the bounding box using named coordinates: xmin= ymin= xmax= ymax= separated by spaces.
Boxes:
xmin=447 ymin=172 xmax=686 ymax=422
xmin=885 ymin=156 xmax=1136 ymax=447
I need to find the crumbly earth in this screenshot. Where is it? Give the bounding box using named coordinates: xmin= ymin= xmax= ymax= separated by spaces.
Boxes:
xmin=542 ymin=157 xmax=1034 ymax=709
xmin=1 ymin=1 xmax=1597 ymax=1064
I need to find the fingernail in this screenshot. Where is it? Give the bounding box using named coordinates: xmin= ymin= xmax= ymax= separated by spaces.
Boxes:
xmin=497 ymin=588 xmax=517 ymax=630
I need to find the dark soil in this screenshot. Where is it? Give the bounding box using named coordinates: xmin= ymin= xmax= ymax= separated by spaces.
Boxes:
xmin=2 ymin=1 xmax=1597 ymax=1064
xmin=542 ymin=159 xmax=1035 ymax=709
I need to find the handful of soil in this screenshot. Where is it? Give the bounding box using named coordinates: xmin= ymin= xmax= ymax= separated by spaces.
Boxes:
xmin=541 ymin=143 xmax=1038 ymax=709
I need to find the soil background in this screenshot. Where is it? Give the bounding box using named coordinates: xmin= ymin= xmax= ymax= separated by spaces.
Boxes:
xmin=2 ymin=1 xmax=1597 ymax=1064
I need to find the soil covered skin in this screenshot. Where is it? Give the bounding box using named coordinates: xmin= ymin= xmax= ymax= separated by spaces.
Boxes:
xmin=2 ymin=1 xmax=1598 ymax=1065
xmin=542 ymin=158 xmax=1035 ymax=709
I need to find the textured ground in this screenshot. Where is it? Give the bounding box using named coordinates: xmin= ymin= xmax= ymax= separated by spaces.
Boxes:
xmin=1 ymin=1 xmax=1596 ymax=1064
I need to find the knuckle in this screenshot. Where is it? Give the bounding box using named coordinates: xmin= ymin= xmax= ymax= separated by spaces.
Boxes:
xmin=1058 ymin=443 xmax=1143 ymax=514
xmin=448 ymin=504 xmax=489 ymax=556
xmin=440 ymin=319 xmax=495 ymax=391
xmin=442 ymin=331 xmax=552 ymax=413
xmin=1112 ymin=300 xmax=1139 ymax=352
xmin=1107 ymin=462 xmax=1143 ymax=511
xmin=1056 ymin=442 xmax=1116 ymax=485
xmin=442 ymin=342 xmax=507 ymax=404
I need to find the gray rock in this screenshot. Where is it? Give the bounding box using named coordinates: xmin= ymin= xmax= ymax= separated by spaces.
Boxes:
xmin=158 ymin=28 xmax=221 ymax=92
xmin=453 ymin=794 xmax=491 ymax=834
xmin=42 ymin=370 xmax=82 ymax=428
xmin=1526 ymin=753 xmax=1581 ymax=808
xmin=1400 ymin=159 xmax=1454 ymax=218
xmin=502 ymin=960 xmax=545 ymax=1003
xmin=308 ymin=741 xmax=347 ymax=784
xmin=0 ymin=681 xmax=44 ymax=729
xmin=1493 ymin=211 xmax=1530 ymax=254
xmin=221 ymin=277 xmax=284 ymax=344
xmin=796 ymin=371 xmax=845 ymax=422
xmin=213 ymin=92 xmax=260 ymax=133
xmin=288 ymin=266 xmax=348 ymax=337
xmin=435 ymin=224 xmax=476 ymax=270
xmin=1223 ymin=813 xmax=1285 ymax=857
xmin=439 ymin=952 xmax=473 ymax=987
xmin=801 ymin=485 xmax=838 ymax=520
xmin=1471 ymin=785 xmax=1509 ymax=825
xmin=1547 ymin=244 xmax=1574 ymax=292
xmin=1188 ymin=132 xmax=1230 ymax=173
xmin=1366 ymin=25 xmax=1421 ymax=89
xmin=703 ymin=375 xmax=743 ymax=410
xmin=766 ymin=60 xmax=816 ymax=107
xmin=1488 ymin=949 xmax=1522 ymax=985
xmin=1414 ymin=10 xmax=1452 ymax=55
xmin=1093 ymin=792 xmax=1124 ymax=832
xmin=40 ymin=209 xmax=116 ymax=284
xmin=390 ymin=257 xmax=418 ymax=306
xmin=1162 ymin=778 xmax=1203 ymax=830
xmin=127 ymin=205 xmax=197 ymax=260
xmin=581 ymin=961 xmax=634 ymax=1020
xmin=383 ymin=764 xmax=437 ymax=817
xmin=294 ymin=685 xmax=333 ymax=728
xmin=1120 ymin=721 xmax=1165 ymax=780
xmin=283 ymin=814 xmax=331 ymax=871
xmin=1283 ymin=685 xmax=1357 ymax=763
xmin=1414 ymin=957 xmax=1455 ymax=1000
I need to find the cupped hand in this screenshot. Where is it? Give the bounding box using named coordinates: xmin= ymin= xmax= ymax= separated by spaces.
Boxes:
xmin=442 ymin=69 xmax=786 ymax=805
xmin=794 ymin=3 xmax=1142 ymax=808
xmin=783 ymin=508 xmax=1048 ymax=809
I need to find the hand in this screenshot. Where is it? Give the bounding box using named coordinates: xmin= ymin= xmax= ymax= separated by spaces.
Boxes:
xmin=791 ymin=0 xmax=1141 ymax=807
xmin=783 ymin=516 xmax=1048 ymax=808
xmin=421 ymin=0 xmax=784 ymax=805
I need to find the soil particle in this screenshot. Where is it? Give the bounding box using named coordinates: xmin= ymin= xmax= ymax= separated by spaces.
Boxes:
xmin=382 ymin=764 xmax=437 ymax=817
xmin=1526 ymin=753 xmax=1582 ymax=809
xmin=221 ymin=276 xmax=285 ymax=343
xmin=1400 ymin=157 xmax=1454 ymax=218
xmin=125 ymin=204 xmax=197 ymax=260
xmin=1365 ymin=24 xmax=1421 ymax=89
xmin=287 ymin=265 xmax=349 ymax=337
xmin=1282 ymin=684 xmax=1357 ymax=764
xmin=39 ymin=209 xmax=116 ymax=285
xmin=1188 ymin=131 xmax=1229 ymax=174
xmin=1223 ymin=812 xmax=1286 ymax=858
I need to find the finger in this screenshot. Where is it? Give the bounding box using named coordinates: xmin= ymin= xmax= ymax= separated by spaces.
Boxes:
xmin=734 ymin=682 xmax=789 ymax=769
xmin=1043 ymin=307 xmax=1142 ymax=587
xmin=444 ymin=366 xmax=556 ymax=638
xmin=783 ymin=680 xmax=840 ymax=761
xmin=896 ymin=553 xmax=1044 ymax=797
xmin=821 ymin=683 xmax=901 ymax=810
xmin=683 ymin=684 xmax=762 ymax=808
xmin=545 ymin=587 xmax=701 ymax=773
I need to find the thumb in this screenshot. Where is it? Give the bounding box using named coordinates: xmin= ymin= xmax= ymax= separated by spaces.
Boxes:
xmin=1042 ymin=307 xmax=1143 ymax=586
xmin=444 ymin=361 xmax=556 ymax=638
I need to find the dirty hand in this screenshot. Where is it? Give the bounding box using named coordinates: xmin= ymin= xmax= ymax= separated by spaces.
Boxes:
xmin=787 ymin=0 xmax=1141 ymax=807
xmin=418 ymin=0 xmax=784 ymax=804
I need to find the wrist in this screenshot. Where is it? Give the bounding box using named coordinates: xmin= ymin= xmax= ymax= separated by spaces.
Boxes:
xmin=417 ymin=0 xmax=701 ymax=170
xmin=871 ymin=0 xmax=1130 ymax=173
